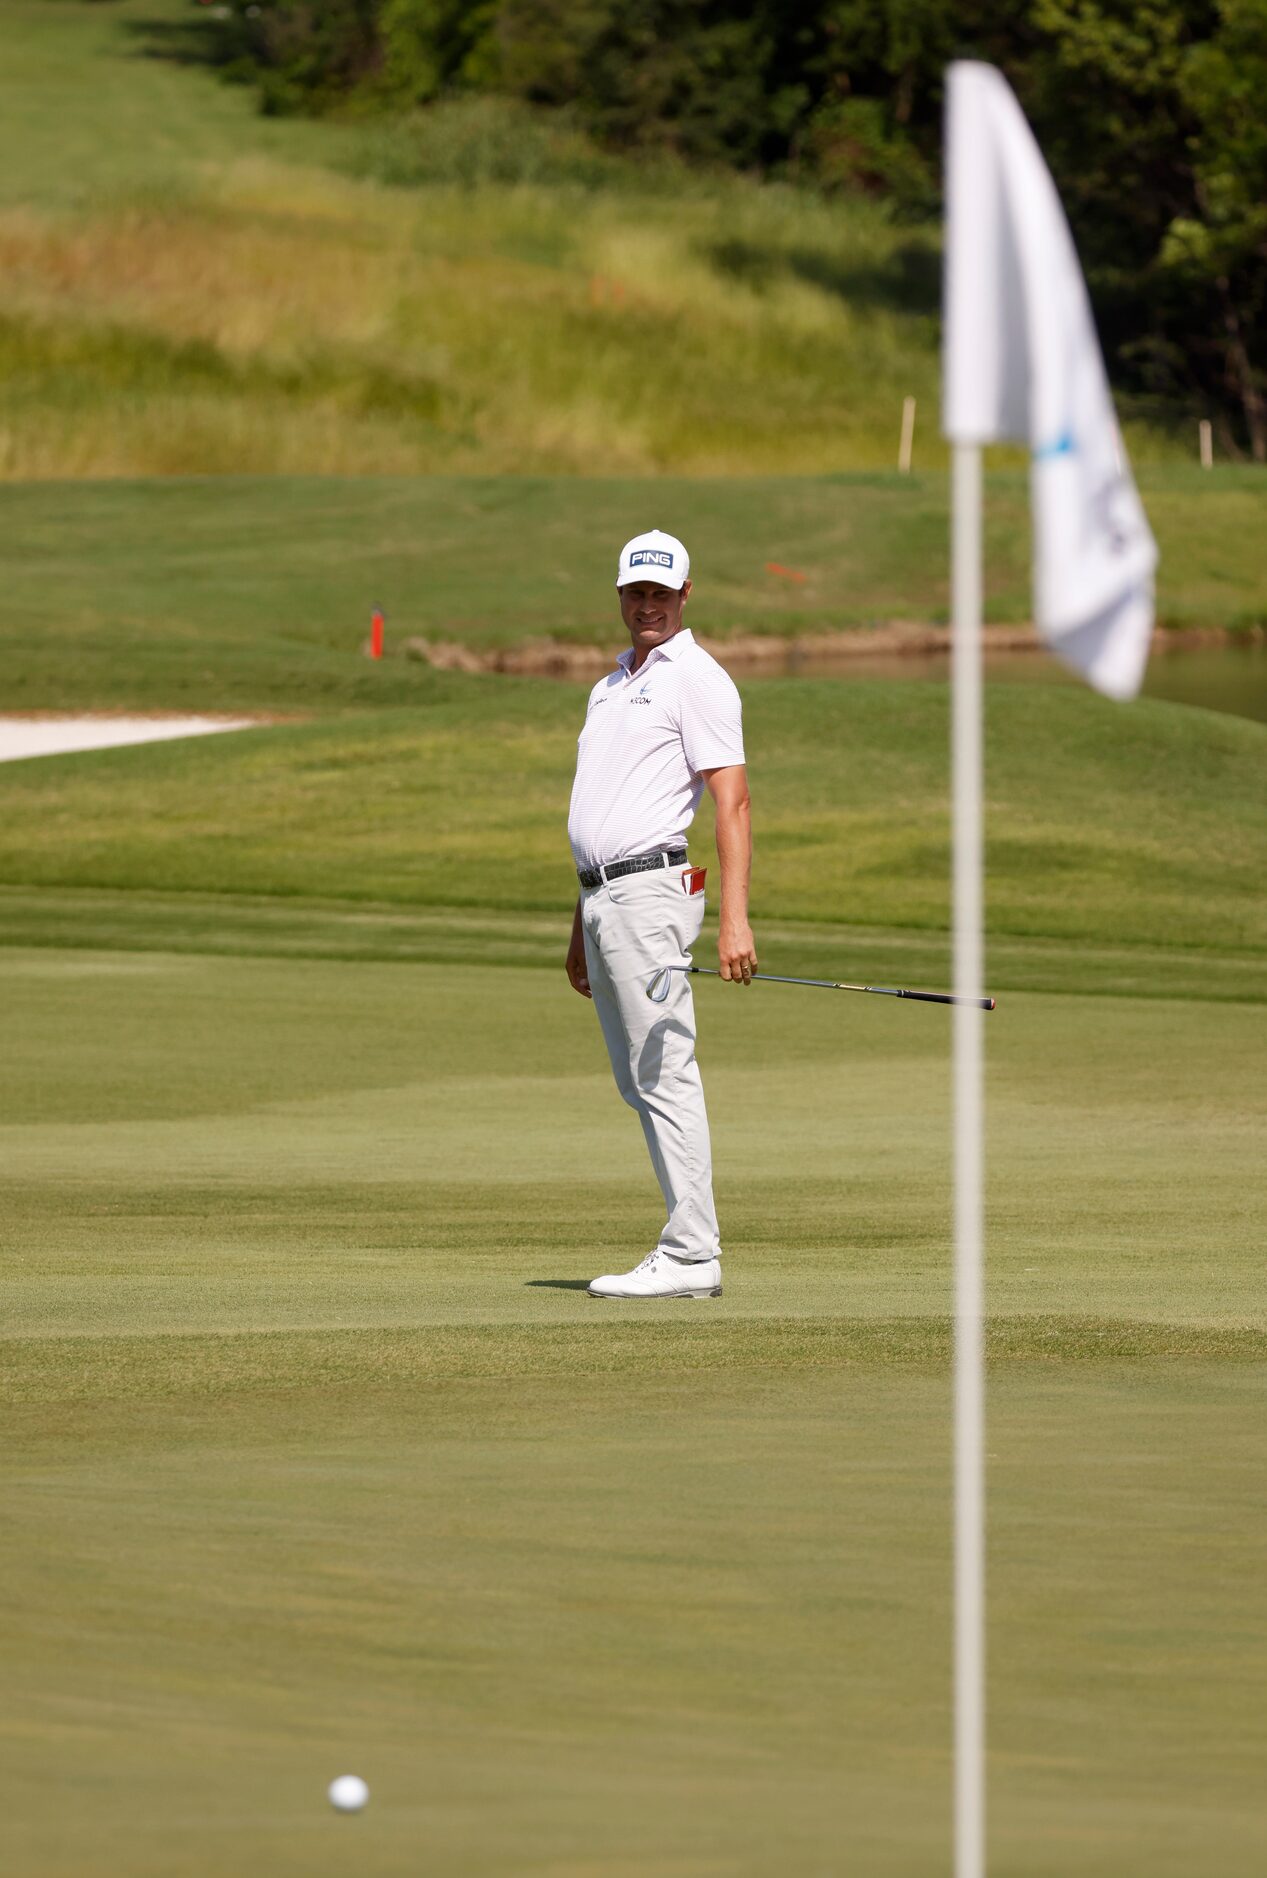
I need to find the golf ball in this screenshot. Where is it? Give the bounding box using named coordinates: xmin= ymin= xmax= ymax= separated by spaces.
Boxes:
xmin=328 ymin=1774 xmax=369 ymax=1813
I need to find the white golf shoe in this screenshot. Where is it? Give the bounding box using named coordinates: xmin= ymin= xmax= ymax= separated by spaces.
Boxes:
xmin=587 ymin=1249 xmax=723 ymax=1300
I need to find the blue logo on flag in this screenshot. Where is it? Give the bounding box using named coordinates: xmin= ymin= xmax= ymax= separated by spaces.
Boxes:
xmin=630 ymin=549 xmax=673 ymax=569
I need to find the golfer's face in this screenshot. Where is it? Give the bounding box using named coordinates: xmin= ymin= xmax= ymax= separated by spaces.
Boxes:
xmin=620 ymin=580 xmax=689 ymax=652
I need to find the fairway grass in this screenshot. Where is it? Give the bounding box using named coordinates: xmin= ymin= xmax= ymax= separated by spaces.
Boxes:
xmin=3 ymin=948 xmax=1265 ymax=1875
xmin=2 ymin=476 xmax=1265 ymax=723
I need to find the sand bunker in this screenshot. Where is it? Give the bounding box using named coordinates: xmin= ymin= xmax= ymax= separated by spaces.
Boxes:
xmin=0 ymin=716 xmax=258 ymax=764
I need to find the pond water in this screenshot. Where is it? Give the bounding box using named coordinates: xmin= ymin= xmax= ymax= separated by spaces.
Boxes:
xmin=751 ymin=640 xmax=1267 ymax=726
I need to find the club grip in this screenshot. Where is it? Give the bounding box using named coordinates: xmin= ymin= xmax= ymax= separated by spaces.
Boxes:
xmin=896 ymin=989 xmax=996 ymax=1010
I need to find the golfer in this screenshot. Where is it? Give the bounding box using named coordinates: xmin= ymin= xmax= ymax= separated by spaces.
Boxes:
xmin=565 ymin=530 xmax=757 ymax=1299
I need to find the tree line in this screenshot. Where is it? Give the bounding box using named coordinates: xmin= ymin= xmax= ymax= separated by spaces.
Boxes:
xmin=213 ymin=1 xmax=1267 ymax=459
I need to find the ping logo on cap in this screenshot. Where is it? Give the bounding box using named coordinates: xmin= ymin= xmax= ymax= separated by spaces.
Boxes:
xmin=629 ymin=549 xmax=674 ymax=569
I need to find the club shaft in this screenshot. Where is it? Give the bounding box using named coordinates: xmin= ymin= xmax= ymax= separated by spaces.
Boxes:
xmin=675 ymin=966 xmax=995 ymax=1011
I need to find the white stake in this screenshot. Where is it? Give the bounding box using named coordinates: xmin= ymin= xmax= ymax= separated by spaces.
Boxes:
xmin=951 ymin=441 xmax=986 ymax=1878
xmin=899 ymin=395 xmax=917 ymax=473
xmin=1199 ymin=419 xmax=1213 ymax=469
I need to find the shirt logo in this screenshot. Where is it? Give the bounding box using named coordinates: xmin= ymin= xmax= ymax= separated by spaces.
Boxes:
xmin=629 ymin=549 xmax=673 ymax=569
xmin=630 ymin=682 xmax=653 ymax=706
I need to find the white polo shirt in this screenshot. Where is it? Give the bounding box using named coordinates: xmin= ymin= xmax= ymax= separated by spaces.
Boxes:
xmin=567 ymin=629 xmax=745 ymax=873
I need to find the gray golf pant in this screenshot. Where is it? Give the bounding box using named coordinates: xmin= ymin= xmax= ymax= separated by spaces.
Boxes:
xmin=581 ymin=865 xmax=721 ymax=1264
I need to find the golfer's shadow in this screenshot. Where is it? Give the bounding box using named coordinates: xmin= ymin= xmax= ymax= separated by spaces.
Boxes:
xmin=524 ymin=1279 xmax=592 ymax=1292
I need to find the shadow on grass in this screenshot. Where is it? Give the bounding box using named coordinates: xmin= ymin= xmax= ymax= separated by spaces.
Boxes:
xmin=706 ymin=237 xmax=941 ymax=315
xmin=524 ymin=1279 xmax=592 ymax=1292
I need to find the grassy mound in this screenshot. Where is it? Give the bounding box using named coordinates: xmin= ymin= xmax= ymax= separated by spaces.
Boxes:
xmin=1 ymin=678 xmax=1263 ymax=972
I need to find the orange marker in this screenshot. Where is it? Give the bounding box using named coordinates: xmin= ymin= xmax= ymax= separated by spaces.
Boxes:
xmin=370 ymin=609 xmax=384 ymax=659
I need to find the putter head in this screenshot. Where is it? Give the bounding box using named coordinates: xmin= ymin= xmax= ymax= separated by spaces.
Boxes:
xmin=645 ymin=967 xmax=674 ymax=1004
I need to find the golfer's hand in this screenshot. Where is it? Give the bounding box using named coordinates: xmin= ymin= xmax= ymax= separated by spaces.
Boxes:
xmin=565 ymin=935 xmax=592 ymax=998
xmin=718 ymin=922 xmax=758 ymax=986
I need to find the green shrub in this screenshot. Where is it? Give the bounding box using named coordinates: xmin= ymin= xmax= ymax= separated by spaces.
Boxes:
xmin=798 ymin=98 xmax=938 ymax=218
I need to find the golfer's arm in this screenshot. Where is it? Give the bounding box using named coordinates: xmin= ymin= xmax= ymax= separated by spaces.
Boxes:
xmin=565 ymin=894 xmax=590 ymax=993
xmin=704 ymin=765 xmax=755 ymax=954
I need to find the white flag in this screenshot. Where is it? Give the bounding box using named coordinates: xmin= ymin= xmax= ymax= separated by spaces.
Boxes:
xmin=943 ymin=61 xmax=1157 ymax=700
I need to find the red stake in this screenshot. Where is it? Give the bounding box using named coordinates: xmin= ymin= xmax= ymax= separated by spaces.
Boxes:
xmin=765 ymin=561 xmax=807 ymax=583
xmin=370 ymin=609 xmax=384 ymax=659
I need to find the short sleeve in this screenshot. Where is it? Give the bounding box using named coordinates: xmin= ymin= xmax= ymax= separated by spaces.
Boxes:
xmin=678 ymin=659 xmax=745 ymax=776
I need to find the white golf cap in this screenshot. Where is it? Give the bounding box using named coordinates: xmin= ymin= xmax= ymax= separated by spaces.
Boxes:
xmin=616 ymin=529 xmax=690 ymax=590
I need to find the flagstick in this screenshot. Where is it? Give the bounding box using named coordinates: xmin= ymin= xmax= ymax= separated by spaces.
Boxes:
xmin=952 ymin=440 xmax=986 ymax=1878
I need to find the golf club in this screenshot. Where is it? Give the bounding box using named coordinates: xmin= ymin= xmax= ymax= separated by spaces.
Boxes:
xmin=645 ymin=965 xmax=996 ymax=1011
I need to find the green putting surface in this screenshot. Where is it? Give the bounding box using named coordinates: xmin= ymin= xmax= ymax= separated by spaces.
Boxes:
xmin=3 ymin=945 xmax=1265 ymax=1874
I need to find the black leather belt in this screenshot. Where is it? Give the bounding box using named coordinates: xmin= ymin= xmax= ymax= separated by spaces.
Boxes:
xmin=577 ymin=848 xmax=688 ymax=890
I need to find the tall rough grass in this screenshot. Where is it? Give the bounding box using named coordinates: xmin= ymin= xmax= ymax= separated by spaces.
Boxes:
xmin=0 ymin=3 xmax=1193 ymax=479
xmin=0 ymin=149 xmax=955 ymax=477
